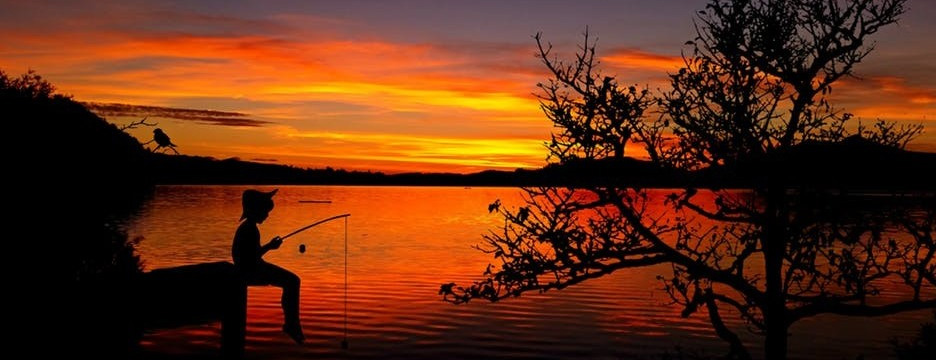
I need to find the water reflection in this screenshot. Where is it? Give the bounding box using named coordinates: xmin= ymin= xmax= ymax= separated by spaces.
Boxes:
xmin=125 ymin=186 xmax=930 ymax=359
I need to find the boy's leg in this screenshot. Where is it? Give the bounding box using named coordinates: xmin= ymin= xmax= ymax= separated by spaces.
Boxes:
xmin=255 ymin=263 xmax=303 ymax=343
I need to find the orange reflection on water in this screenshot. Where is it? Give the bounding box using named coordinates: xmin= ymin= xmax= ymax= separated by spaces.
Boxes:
xmin=127 ymin=186 xmax=931 ymax=359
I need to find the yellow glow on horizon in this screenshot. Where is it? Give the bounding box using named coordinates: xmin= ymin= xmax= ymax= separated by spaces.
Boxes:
xmin=265 ymin=82 xmax=537 ymax=112
xmin=281 ymin=130 xmax=547 ymax=168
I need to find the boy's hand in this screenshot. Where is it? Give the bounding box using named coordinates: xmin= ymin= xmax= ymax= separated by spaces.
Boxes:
xmin=269 ymin=236 xmax=283 ymax=249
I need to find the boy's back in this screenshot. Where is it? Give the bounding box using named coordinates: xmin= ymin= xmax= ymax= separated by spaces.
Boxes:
xmin=232 ymin=221 xmax=260 ymax=269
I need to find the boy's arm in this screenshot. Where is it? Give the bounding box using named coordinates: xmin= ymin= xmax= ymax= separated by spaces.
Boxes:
xmin=260 ymin=236 xmax=283 ymax=256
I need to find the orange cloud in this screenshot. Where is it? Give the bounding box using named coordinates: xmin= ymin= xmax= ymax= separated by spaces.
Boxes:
xmin=2 ymin=30 xmax=542 ymax=114
xmin=870 ymin=76 xmax=936 ymax=105
xmin=0 ymin=27 xmax=549 ymax=169
xmin=829 ymin=76 xmax=935 ymax=124
xmin=601 ymin=49 xmax=683 ymax=72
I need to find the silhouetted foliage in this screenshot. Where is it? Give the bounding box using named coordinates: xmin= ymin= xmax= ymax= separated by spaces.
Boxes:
xmin=534 ymin=29 xmax=661 ymax=162
xmin=440 ymin=1 xmax=934 ymax=360
xmin=4 ymin=69 xmax=150 ymax=194
xmin=4 ymin=69 xmax=147 ymax=356
xmin=893 ymin=311 xmax=936 ymax=360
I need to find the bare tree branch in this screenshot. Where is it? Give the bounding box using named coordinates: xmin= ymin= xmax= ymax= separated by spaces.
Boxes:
xmin=118 ymin=117 xmax=158 ymax=131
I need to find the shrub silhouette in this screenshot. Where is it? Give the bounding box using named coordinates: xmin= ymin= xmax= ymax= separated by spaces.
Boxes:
xmin=4 ymin=69 xmax=147 ymax=356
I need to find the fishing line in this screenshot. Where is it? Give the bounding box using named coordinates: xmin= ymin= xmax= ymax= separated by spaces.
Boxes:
xmin=342 ymin=215 xmax=349 ymax=349
xmin=277 ymin=213 xmax=351 ymax=349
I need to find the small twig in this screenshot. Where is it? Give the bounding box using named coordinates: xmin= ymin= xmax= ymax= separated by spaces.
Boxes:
xmin=119 ymin=117 xmax=158 ymax=131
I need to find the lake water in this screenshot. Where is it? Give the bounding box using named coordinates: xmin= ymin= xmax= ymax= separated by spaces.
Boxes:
xmin=124 ymin=185 xmax=930 ymax=359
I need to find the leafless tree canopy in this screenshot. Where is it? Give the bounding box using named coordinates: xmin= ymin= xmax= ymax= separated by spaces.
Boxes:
xmin=440 ymin=1 xmax=933 ymax=359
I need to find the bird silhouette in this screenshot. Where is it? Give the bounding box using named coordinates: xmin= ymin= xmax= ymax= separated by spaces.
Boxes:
xmin=151 ymin=128 xmax=179 ymax=154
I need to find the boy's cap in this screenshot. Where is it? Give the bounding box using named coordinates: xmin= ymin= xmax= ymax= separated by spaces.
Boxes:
xmin=241 ymin=188 xmax=278 ymax=220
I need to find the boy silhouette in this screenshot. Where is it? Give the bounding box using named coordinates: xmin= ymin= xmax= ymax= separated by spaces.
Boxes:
xmin=232 ymin=189 xmax=304 ymax=344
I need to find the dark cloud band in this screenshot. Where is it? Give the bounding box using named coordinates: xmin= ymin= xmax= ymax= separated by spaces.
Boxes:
xmin=83 ymin=102 xmax=272 ymax=127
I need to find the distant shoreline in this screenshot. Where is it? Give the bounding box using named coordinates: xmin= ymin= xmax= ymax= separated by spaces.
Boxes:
xmin=147 ymin=139 xmax=936 ymax=191
xmin=150 ymin=184 xmax=936 ymax=197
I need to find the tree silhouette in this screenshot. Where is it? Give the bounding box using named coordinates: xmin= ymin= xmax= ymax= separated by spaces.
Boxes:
xmin=5 ymin=68 xmax=149 ymax=356
xmin=440 ymin=1 xmax=934 ymax=359
xmin=893 ymin=311 xmax=935 ymax=360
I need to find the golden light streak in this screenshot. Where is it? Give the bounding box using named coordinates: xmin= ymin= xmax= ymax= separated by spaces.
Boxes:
xmin=601 ymin=49 xmax=684 ymax=72
xmin=264 ymin=83 xmax=537 ymax=112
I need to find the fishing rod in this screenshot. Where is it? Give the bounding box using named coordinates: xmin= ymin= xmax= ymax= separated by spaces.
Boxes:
xmin=279 ymin=213 xmax=350 ymax=241
xmin=277 ymin=213 xmax=352 ymax=349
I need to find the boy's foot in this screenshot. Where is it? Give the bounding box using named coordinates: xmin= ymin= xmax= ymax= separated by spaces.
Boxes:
xmin=283 ymin=323 xmax=305 ymax=344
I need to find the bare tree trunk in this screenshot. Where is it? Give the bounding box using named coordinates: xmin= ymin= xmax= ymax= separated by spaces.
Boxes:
xmin=764 ymin=184 xmax=788 ymax=360
xmin=764 ymin=258 xmax=788 ymax=359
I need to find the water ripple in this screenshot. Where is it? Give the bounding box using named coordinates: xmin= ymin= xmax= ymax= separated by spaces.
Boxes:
xmin=128 ymin=186 xmax=930 ymax=359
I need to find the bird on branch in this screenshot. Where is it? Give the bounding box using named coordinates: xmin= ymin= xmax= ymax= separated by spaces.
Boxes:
xmin=148 ymin=128 xmax=180 ymax=154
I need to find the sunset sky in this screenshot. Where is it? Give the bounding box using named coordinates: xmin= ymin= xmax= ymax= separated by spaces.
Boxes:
xmin=3 ymin=0 xmax=935 ymax=173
